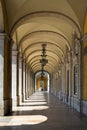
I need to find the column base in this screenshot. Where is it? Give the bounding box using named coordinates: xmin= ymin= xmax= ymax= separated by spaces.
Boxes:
xmin=25 ymin=92 xmax=28 ymax=99
xmin=71 ymin=96 xmax=81 ymax=112
xmin=0 ymin=98 xmax=12 ymax=116
xmin=0 ymin=99 xmax=4 ymax=116
xmin=17 ymin=95 xmax=21 ymax=106
xmin=22 ymin=94 xmax=25 ymax=102
xmin=81 ymin=100 xmax=87 ymax=116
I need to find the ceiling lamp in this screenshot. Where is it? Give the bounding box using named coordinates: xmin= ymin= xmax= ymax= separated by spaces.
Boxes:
xmin=40 ymin=44 xmax=48 ymax=79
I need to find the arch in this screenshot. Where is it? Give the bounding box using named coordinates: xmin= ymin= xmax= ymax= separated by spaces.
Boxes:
xmin=35 ymin=71 xmax=49 ymax=91
xmin=28 ymin=54 xmax=59 ymax=66
xmin=35 ymin=70 xmax=50 ymax=76
xmin=33 ymin=65 xmax=54 ymax=73
xmin=18 ymin=30 xmax=71 ymax=50
xmin=31 ymin=61 xmax=57 ymax=70
xmin=30 ymin=60 xmax=56 ymax=69
xmin=22 ymin=43 xmax=64 ymax=60
xmin=30 ymin=57 xmax=58 ymax=68
xmin=10 ymin=11 xmax=81 ymax=36
xmin=26 ymin=49 xmax=61 ymax=62
xmin=22 ymin=41 xmax=65 ymax=56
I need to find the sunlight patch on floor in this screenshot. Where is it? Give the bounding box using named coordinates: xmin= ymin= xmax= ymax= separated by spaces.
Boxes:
xmin=25 ymin=99 xmax=46 ymax=102
xmin=13 ymin=105 xmax=49 ymax=111
xmin=20 ymin=101 xmax=47 ymax=105
xmin=0 ymin=115 xmax=48 ymax=126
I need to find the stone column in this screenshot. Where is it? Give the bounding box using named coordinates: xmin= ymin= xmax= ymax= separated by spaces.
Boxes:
xmin=30 ymin=70 xmax=34 ymax=95
xmin=17 ymin=53 xmax=22 ymax=106
xmin=27 ymin=68 xmax=30 ymax=98
xmin=25 ymin=64 xmax=28 ymax=99
xmin=65 ymin=51 xmax=72 ymax=105
xmin=55 ymin=72 xmax=58 ymax=97
xmin=29 ymin=69 xmax=31 ymax=96
xmin=69 ymin=52 xmax=72 ymax=106
xmin=22 ymin=59 xmax=26 ymax=102
xmin=31 ymin=71 xmax=34 ymax=94
xmin=67 ymin=52 xmax=72 ymax=96
xmin=0 ymin=34 xmax=12 ymax=115
xmin=61 ymin=62 xmax=66 ymax=102
xmin=12 ymin=48 xmax=17 ymax=108
xmin=50 ymin=74 xmax=53 ymax=93
xmin=0 ymin=34 xmax=5 ymax=115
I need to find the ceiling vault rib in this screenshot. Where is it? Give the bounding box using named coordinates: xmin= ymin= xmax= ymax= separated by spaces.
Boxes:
xmin=26 ymin=49 xmax=61 ymax=62
xmin=10 ymin=11 xmax=81 ymax=36
xmin=18 ymin=30 xmax=71 ymax=50
xmin=30 ymin=58 xmax=58 ymax=67
xmin=28 ymin=55 xmax=59 ymax=66
xmin=22 ymin=41 xmax=65 ymax=56
xmin=33 ymin=65 xmax=54 ymax=73
xmin=31 ymin=62 xmax=55 ymax=70
xmin=35 ymin=70 xmax=50 ymax=75
xmin=31 ymin=61 xmax=58 ymax=69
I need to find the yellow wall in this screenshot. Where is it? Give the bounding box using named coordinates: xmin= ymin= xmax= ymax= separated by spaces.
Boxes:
xmin=36 ymin=77 xmax=41 ymax=90
xmin=82 ymin=12 xmax=87 ymax=100
xmin=44 ymin=77 xmax=48 ymax=91
xmin=36 ymin=76 xmax=48 ymax=91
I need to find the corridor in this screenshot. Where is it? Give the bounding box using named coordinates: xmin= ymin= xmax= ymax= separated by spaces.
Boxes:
xmin=0 ymin=92 xmax=87 ymax=130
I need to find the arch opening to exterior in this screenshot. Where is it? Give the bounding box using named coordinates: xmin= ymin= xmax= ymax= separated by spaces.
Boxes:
xmin=35 ymin=71 xmax=50 ymax=92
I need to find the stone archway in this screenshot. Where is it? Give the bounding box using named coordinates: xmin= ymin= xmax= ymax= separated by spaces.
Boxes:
xmin=35 ymin=71 xmax=50 ymax=92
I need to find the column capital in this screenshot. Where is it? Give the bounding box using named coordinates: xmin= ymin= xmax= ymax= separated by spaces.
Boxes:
xmin=22 ymin=58 xmax=26 ymax=63
xmin=0 ymin=33 xmax=5 ymax=40
xmin=0 ymin=32 xmax=11 ymax=41
xmin=17 ymin=52 xmax=23 ymax=61
xmin=66 ymin=51 xmax=72 ymax=64
xmin=12 ymin=50 xmax=18 ymax=56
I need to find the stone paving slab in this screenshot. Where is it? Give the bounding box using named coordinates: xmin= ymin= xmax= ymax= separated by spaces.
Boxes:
xmin=0 ymin=92 xmax=87 ymax=130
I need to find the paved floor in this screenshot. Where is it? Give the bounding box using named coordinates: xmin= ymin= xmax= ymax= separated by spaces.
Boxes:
xmin=0 ymin=92 xmax=87 ymax=130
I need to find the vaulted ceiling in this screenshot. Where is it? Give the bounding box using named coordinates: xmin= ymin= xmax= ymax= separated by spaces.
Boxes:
xmin=1 ymin=0 xmax=87 ymax=74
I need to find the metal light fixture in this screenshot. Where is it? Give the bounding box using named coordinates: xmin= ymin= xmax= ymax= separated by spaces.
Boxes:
xmin=40 ymin=44 xmax=48 ymax=90
xmin=40 ymin=44 xmax=48 ymax=72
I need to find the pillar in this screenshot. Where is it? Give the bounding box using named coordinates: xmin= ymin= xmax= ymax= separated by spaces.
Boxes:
xmin=0 ymin=0 xmax=12 ymax=115
xmin=27 ymin=68 xmax=30 ymax=98
xmin=12 ymin=46 xmax=17 ymax=108
xmin=0 ymin=35 xmax=4 ymax=115
xmin=17 ymin=52 xmax=22 ymax=105
xmin=65 ymin=51 xmax=72 ymax=105
xmin=25 ymin=64 xmax=28 ymax=99
xmin=61 ymin=62 xmax=66 ymax=102
xmin=22 ymin=59 xmax=26 ymax=102
xmin=69 ymin=52 xmax=72 ymax=106
xmin=0 ymin=34 xmax=12 ymax=115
